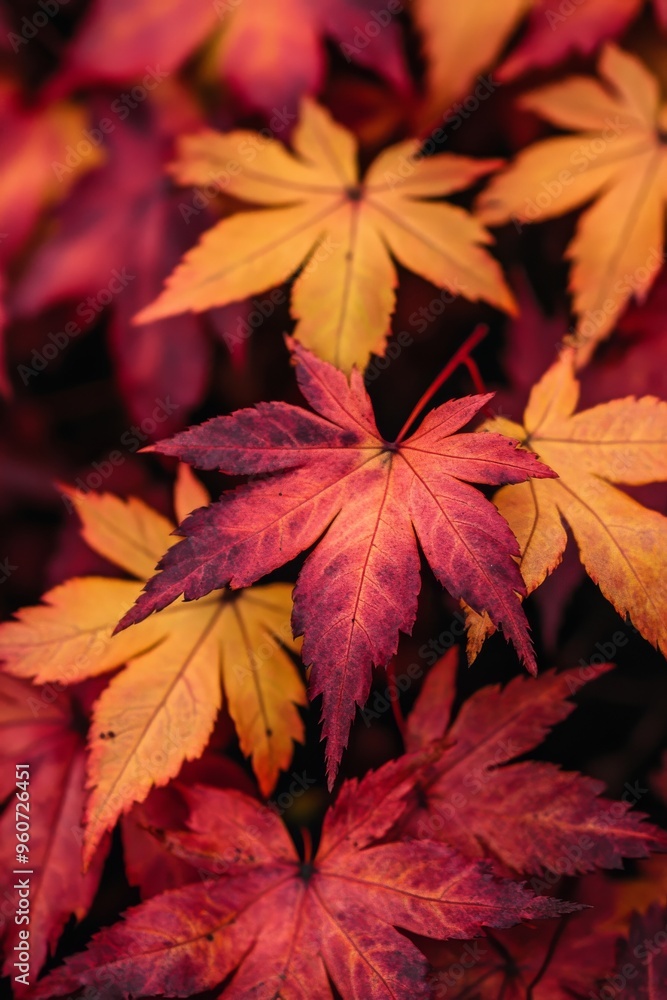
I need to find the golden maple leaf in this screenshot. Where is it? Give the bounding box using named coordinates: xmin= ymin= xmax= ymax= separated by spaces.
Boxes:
xmin=136 ymin=98 xmax=515 ymax=372
xmin=0 ymin=466 xmax=305 ymax=867
xmin=477 ymin=44 xmax=667 ymax=364
xmin=467 ymin=347 xmax=667 ymax=659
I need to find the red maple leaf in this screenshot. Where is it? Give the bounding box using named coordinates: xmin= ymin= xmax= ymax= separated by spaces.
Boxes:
xmin=399 ymin=651 xmax=666 ymax=877
xmin=122 ymin=752 xmax=256 ymax=900
xmin=12 ymin=90 xmax=212 ymax=433
xmin=49 ymin=0 xmax=409 ymax=117
xmin=116 ymin=337 xmax=555 ymax=783
xmin=33 ymin=764 xmax=572 ymax=1000
xmin=425 ymin=873 xmax=620 ymax=1000
xmin=0 ymin=674 xmax=108 ymax=986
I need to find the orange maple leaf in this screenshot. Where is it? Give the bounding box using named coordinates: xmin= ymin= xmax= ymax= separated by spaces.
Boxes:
xmin=411 ymin=0 xmax=534 ymax=124
xmin=136 ymin=98 xmax=515 ymax=371
xmin=467 ymin=347 xmax=667 ymax=659
xmin=477 ymin=44 xmax=667 ymax=364
xmin=0 ymin=467 xmax=305 ymax=868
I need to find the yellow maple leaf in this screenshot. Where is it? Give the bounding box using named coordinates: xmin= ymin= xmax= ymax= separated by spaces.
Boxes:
xmin=466 ymin=348 xmax=667 ymax=660
xmin=411 ymin=0 xmax=534 ymax=125
xmin=477 ymin=44 xmax=667 ymax=364
xmin=135 ymin=97 xmax=515 ymax=372
xmin=0 ymin=466 xmax=305 ymax=867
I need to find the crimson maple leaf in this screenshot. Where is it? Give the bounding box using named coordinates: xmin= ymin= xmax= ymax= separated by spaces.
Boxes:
xmin=0 ymin=674 xmax=108 ymax=985
xmin=117 ymin=338 xmax=555 ymax=783
xmin=399 ymin=652 xmax=667 ymax=878
xmin=12 ymin=91 xmax=212 ymax=432
xmin=33 ymin=765 xmax=572 ymax=999
xmin=49 ymin=0 xmax=409 ymax=116
xmin=425 ymin=872 xmax=621 ymax=1000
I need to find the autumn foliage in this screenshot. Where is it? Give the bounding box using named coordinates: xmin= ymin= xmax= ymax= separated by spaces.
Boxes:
xmin=2 ymin=1 xmax=667 ymax=998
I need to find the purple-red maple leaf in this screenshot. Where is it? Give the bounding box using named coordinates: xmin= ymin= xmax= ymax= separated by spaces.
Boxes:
xmin=12 ymin=88 xmax=212 ymax=433
xmin=400 ymin=652 xmax=666 ymax=877
xmin=117 ymin=338 xmax=555 ymax=783
xmin=0 ymin=675 xmax=108 ymax=987
xmin=33 ymin=764 xmax=572 ymax=1000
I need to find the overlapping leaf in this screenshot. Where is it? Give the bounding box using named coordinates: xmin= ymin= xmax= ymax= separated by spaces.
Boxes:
xmin=498 ymin=0 xmax=645 ymax=81
xmin=466 ymin=348 xmax=667 ymax=660
xmin=498 ymin=1 xmax=667 ymax=82
xmin=137 ymin=98 xmax=516 ymax=371
xmin=0 ymin=467 xmax=305 ymax=867
xmin=425 ymin=874 xmax=620 ymax=1000
xmin=0 ymin=675 xmax=108 ymax=984
xmin=51 ymin=0 xmax=408 ymax=116
xmin=477 ymin=45 xmax=667 ymax=363
xmin=411 ymin=0 xmax=534 ymax=125
xmin=211 ymin=0 xmax=410 ymax=115
xmin=49 ymin=0 xmax=219 ymax=95
xmin=33 ymin=766 xmax=572 ymax=1000
xmin=0 ymin=83 xmax=101 ymax=395
xmin=400 ymin=651 xmax=665 ymax=875
xmin=116 ymin=338 xmax=555 ymax=783
xmin=12 ymin=88 xmax=212 ymax=431
xmin=121 ymin=751 xmax=256 ymax=900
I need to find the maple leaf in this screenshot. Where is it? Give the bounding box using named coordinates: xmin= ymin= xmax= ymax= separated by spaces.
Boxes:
xmin=400 ymin=651 xmax=666 ymax=876
xmin=425 ymin=873 xmax=620 ymax=1000
xmin=0 ymin=466 xmax=305 ymax=868
xmin=0 ymin=83 xmax=101 ymax=394
xmin=33 ymin=766 xmax=573 ymax=1000
xmin=477 ymin=44 xmax=667 ymax=364
xmin=466 ymin=347 xmax=667 ymax=661
xmin=0 ymin=83 xmax=102 ymax=271
xmin=410 ymin=0 xmax=534 ymax=125
xmin=0 ymin=674 xmax=108 ymax=984
xmin=12 ymin=90 xmax=212 ymax=431
xmin=136 ymin=98 xmax=516 ymax=371
xmin=211 ymin=0 xmax=410 ymax=116
xmin=116 ymin=338 xmax=555 ymax=784
xmin=121 ymin=752 xmax=257 ymax=900
xmin=498 ymin=0 xmax=644 ymax=81
xmin=50 ymin=0 xmax=408 ymax=117
xmin=49 ymin=0 xmax=219 ymax=95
